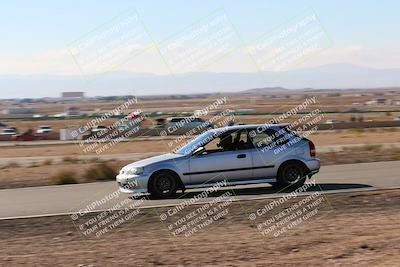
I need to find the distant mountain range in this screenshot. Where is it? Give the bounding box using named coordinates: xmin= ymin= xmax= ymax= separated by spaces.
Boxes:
xmin=1 ymin=63 xmax=400 ymax=98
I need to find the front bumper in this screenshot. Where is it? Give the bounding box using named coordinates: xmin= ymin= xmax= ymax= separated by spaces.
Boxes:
xmin=116 ymin=173 xmax=150 ymax=194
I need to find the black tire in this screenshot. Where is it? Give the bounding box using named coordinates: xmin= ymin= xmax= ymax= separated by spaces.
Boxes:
xmin=148 ymin=171 xmax=178 ymax=198
xmin=277 ymin=162 xmax=307 ymax=188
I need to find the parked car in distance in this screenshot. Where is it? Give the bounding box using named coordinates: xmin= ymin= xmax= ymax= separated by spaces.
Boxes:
xmin=13 ymin=129 xmax=43 ymax=141
xmin=36 ymin=125 xmax=53 ymax=134
xmin=127 ymin=111 xmax=145 ymax=122
xmin=0 ymin=128 xmax=17 ymax=135
xmin=91 ymin=125 xmax=108 ymax=133
xmin=324 ymin=119 xmax=339 ymax=124
xmin=117 ymin=124 xmax=320 ymax=198
xmin=151 ymin=118 xmax=166 ymax=129
xmin=167 ymin=117 xmax=214 ymax=130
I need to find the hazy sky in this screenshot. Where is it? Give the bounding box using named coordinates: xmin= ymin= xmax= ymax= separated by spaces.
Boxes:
xmin=1 ymin=0 xmax=399 ymax=75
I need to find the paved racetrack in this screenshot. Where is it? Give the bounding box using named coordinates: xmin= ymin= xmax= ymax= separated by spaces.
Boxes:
xmin=0 ymin=161 xmax=399 ymax=220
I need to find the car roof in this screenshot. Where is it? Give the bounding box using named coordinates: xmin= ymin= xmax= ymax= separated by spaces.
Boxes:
xmin=210 ymin=123 xmax=288 ymax=133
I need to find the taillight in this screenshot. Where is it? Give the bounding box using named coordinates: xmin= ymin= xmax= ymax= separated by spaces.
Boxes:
xmin=309 ymin=141 xmax=316 ymax=157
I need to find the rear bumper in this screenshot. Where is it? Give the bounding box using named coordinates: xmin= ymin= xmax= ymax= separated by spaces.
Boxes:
xmin=304 ymin=158 xmax=321 ymax=177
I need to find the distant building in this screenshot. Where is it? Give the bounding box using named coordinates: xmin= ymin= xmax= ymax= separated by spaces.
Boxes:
xmin=1 ymin=108 xmax=36 ymax=115
xmin=364 ymin=99 xmax=387 ymax=105
xmin=364 ymin=100 xmax=377 ymax=105
xmin=391 ymin=100 xmax=400 ymax=105
xmin=62 ymin=92 xmax=84 ymax=99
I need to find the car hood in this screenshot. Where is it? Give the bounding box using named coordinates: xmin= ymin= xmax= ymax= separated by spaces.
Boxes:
xmin=123 ymin=153 xmax=186 ymax=169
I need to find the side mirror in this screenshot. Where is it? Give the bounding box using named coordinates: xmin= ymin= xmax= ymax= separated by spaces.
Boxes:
xmin=193 ymin=146 xmax=205 ymax=156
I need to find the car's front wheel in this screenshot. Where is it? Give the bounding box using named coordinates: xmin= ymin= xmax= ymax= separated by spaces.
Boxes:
xmin=149 ymin=171 xmax=178 ymax=198
xmin=277 ymin=162 xmax=307 ymax=188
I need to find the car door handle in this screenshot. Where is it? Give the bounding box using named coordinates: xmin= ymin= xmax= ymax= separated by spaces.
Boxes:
xmin=237 ymin=154 xmax=246 ymax=159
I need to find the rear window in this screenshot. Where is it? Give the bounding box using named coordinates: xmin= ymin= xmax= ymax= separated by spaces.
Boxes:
xmin=281 ymin=126 xmax=300 ymax=138
xmin=280 ymin=126 xmax=311 ymax=143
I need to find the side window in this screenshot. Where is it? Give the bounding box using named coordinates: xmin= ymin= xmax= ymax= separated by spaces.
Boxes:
xmin=250 ymin=128 xmax=288 ymax=149
xmin=233 ymin=130 xmax=253 ymax=150
xmin=203 ymin=136 xmax=221 ymax=152
xmin=203 ymin=131 xmax=235 ymax=154
xmin=202 ymin=130 xmax=252 ymax=154
xmin=272 ymin=128 xmax=289 ymax=145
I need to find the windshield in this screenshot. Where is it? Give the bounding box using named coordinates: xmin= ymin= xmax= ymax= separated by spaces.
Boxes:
xmin=175 ymin=130 xmax=220 ymax=155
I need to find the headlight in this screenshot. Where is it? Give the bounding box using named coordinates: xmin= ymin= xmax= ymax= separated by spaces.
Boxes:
xmin=125 ymin=167 xmax=144 ymax=175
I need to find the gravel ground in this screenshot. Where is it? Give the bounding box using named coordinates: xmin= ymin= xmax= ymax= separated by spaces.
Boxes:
xmin=0 ymin=189 xmax=399 ymax=266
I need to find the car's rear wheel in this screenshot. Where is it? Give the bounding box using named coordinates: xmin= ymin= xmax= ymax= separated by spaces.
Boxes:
xmin=149 ymin=171 xmax=178 ymax=198
xmin=277 ymin=162 xmax=307 ymax=188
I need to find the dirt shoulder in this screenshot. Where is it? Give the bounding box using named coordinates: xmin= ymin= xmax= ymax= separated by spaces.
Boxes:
xmin=0 ymin=189 xmax=399 ymax=266
xmin=0 ymin=160 xmax=130 ymax=189
xmin=0 ymin=129 xmax=399 ymax=158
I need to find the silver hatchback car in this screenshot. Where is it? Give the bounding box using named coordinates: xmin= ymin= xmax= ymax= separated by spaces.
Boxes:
xmin=116 ymin=124 xmax=320 ymax=198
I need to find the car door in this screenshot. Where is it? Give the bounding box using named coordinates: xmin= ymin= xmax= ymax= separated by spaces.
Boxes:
xmin=187 ymin=130 xmax=253 ymax=184
xmin=249 ymin=127 xmax=288 ymax=179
